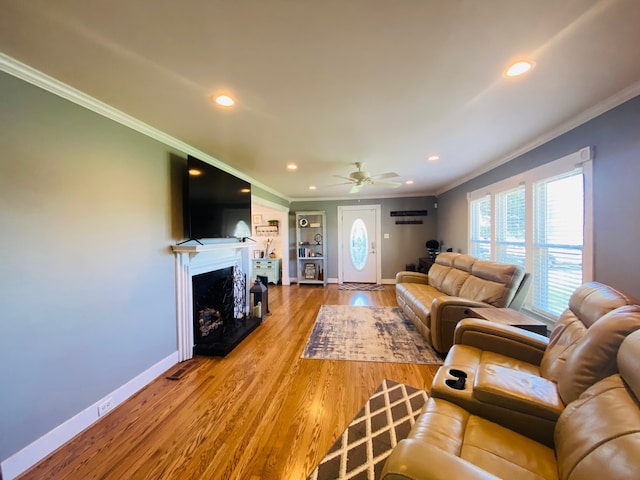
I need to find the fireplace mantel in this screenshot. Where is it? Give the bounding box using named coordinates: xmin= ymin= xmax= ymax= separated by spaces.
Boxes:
xmin=172 ymin=240 xmax=255 ymax=361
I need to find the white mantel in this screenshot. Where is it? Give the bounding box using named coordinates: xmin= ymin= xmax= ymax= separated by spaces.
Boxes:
xmin=172 ymin=240 xmax=255 ymax=361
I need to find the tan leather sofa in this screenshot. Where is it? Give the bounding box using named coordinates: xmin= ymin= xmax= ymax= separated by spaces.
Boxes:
xmin=381 ymin=283 xmax=640 ymax=479
xmin=382 ymin=328 xmax=640 ymax=480
xmin=433 ymin=281 xmax=640 ymax=445
xmin=395 ymin=252 xmax=526 ymax=353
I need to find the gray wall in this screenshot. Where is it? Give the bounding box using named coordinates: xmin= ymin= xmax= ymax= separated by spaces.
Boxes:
xmin=0 ymin=72 xmax=181 ymax=461
xmin=290 ymin=196 xmax=437 ymax=280
xmin=437 ymin=94 xmax=640 ymax=297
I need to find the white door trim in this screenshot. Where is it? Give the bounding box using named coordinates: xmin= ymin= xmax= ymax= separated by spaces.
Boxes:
xmin=337 ymin=204 xmax=382 ymax=284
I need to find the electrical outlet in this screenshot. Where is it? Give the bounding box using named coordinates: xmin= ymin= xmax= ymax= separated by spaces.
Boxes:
xmin=97 ymin=397 xmax=114 ymax=417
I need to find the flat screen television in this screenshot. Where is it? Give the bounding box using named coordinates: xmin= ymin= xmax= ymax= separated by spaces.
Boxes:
xmin=184 ymin=155 xmax=252 ymax=240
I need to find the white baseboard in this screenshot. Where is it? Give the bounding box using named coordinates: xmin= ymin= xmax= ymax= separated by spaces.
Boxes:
xmin=1 ymin=351 xmax=180 ymax=480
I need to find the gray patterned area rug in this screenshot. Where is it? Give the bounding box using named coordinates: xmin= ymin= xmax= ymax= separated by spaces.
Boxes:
xmin=301 ymin=305 xmax=442 ymax=364
xmin=306 ymin=379 xmax=429 ymax=480
xmin=338 ymin=283 xmax=385 ymax=291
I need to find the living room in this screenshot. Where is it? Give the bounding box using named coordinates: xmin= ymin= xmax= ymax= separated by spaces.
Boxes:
xmin=2 ymin=2 xmax=640 ymax=479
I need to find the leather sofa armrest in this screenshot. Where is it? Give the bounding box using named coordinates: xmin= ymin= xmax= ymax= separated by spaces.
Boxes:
xmin=395 ymin=271 xmax=430 ymax=285
xmin=381 ymin=439 xmax=500 ymax=480
xmin=432 ymin=296 xmax=494 ymax=314
xmin=454 ymin=318 xmax=549 ymax=365
xmin=474 ymin=365 xmax=564 ymax=421
xmin=429 ymin=297 xmax=494 ymax=352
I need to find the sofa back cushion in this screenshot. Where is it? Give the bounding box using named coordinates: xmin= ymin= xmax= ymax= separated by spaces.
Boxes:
xmin=458 ymin=261 xmax=524 ymax=307
xmin=440 ymin=268 xmax=470 ymax=296
xmin=556 ymin=305 xmax=640 ymax=405
xmin=540 ymin=282 xmax=638 ymax=382
xmin=554 ymin=330 xmax=640 ymax=479
xmin=428 ymin=252 xmax=458 ymax=291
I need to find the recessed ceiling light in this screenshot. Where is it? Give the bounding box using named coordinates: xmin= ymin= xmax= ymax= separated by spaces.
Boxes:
xmin=309 ymin=185 xmax=317 ymax=190
xmin=427 ymin=154 xmax=440 ymax=162
xmin=188 ymin=168 xmax=202 ymax=176
xmin=405 ymin=180 xmax=414 ymax=185
xmin=287 ymin=163 xmax=298 ymax=170
xmin=505 ymin=60 xmax=535 ymax=77
xmin=214 ymin=95 xmax=235 ymax=107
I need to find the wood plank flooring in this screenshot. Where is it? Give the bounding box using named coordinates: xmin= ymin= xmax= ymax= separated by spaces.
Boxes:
xmin=18 ymin=284 xmax=439 ymax=480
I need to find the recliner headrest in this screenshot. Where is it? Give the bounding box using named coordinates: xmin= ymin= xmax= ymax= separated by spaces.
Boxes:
xmin=435 ymin=252 xmax=458 ymax=267
xmin=569 ymin=281 xmax=638 ymax=327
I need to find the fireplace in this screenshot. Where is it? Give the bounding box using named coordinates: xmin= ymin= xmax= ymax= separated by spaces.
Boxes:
xmin=192 ymin=266 xmax=260 ymax=356
xmin=172 ymin=241 xmax=256 ymax=361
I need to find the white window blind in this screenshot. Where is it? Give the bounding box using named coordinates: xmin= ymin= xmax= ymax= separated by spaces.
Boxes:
xmin=495 ymin=185 xmax=526 ymax=268
xmin=470 ymin=196 xmax=491 ymax=259
xmin=531 ymin=170 xmax=584 ymax=317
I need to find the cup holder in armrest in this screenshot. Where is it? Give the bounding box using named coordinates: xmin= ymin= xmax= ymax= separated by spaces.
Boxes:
xmin=445 ymin=378 xmax=466 ymax=390
xmin=449 ymin=369 xmax=468 ymax=379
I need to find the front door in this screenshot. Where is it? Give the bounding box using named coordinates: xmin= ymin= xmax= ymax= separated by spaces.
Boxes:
xmin=339 ymin=205 xmax=380 ymax=283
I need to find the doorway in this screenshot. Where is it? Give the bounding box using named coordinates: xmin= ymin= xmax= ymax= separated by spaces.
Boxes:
xmin=338 ymin=205 xmax=381 ymax=283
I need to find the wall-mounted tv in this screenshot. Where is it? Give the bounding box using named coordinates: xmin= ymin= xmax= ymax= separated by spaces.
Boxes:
xmin=184 ymin=155 xmax=252 ymax=240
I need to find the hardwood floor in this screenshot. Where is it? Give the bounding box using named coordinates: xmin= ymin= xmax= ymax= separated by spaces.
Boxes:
xmin=19 ymin=285 xmax=439 ymax=480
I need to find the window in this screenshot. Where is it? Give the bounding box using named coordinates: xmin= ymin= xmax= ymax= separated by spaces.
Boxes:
xmin=468 ymin=147 xmax=593 ymax=320
xmin=470 ymin=196 xmax=491 ymax=259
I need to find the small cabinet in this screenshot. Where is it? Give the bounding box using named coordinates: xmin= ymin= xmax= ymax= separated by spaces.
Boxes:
xmin=295 ymin=211 xmax=327 ymax=285
xmin=252 ymin=258 xmax=281 ymax=284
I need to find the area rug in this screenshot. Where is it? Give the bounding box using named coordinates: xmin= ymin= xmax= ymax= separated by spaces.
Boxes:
xmin=301 ymin=305 xmax=442 ymax=364
xmin=306 ymin=379 xmax=428 ymax=480
xmin=338 ymin=283 xmax=385 ymax=291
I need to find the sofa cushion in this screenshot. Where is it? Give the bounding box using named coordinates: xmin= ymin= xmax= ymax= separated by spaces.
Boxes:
xmin=555 ymin=374 xmax=640 ymax=479
xmin=557 ymin=304 xmax=640 ymax=405
xmin=395 ymin=282 xmax=440 ymax=326
xmin=414 ymin=398 xmax=558 ymax=480
xmin=428 ymin=262 xmax=450 ymax=291
xmin=445 ymin=344 xmax=541 ymax=377
xmin=440 ymin=268 xmax=470 ymax=296
xmin=452 ymin=253 xmax=477 ymax=272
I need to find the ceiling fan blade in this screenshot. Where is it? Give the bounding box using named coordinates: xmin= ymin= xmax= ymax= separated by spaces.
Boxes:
xmin=371 ymin=172 xmax=399 ymax=180
xmin=370 ymin=180 xmax=402 ymax=188
xmin=350 ymin=184 xmax=362 ymax=194
xmin=324 ymin=181 xmax=354 ymax=187
xmin=332 ymin=174 xmax=355 ymax=182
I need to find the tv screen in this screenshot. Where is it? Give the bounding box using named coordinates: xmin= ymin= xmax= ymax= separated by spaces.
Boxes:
xmin=184 ymin=155 xmax=252 ymax=240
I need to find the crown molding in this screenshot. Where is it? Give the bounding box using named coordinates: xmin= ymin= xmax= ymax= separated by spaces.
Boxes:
xmin=0 ymin=52 xmax=291 ymax=203
xmin=436 ymin=80 xmax=640 ymax=196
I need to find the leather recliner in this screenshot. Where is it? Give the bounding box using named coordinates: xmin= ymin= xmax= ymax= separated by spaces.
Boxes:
xmin=381 ymin=328 xmax=640 ymax=479
xmin=432 ymin=281 xmax=640 ymax=445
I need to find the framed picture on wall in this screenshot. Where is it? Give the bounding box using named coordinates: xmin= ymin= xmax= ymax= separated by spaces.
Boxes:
xmin=252 ymin=214 xmax=262 ymax=225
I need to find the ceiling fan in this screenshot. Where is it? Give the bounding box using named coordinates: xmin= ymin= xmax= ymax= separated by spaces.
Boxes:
xmin=332 ymin=162 xmax=402 ymax=193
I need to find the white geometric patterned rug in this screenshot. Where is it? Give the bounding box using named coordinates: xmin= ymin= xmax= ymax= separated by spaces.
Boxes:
xmin=306 ymin=379 xmax=429 ymax=480
xmin=301 ymin=305 xmax=443 ymax=364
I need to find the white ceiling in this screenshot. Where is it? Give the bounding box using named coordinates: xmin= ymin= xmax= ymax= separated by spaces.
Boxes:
xmin=2 ymin=0 xmax=640 ymax=200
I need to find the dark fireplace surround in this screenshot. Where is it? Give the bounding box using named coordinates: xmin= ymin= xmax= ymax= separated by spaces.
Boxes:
xmin=192 ymin=266 xmax=260 ymax=356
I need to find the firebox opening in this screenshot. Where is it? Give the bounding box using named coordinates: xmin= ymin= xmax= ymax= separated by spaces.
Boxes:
xmin=191 ymin=265 xmax=260 ymax=356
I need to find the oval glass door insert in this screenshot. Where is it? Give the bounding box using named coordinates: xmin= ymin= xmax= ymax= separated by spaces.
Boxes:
xmin=350 ymin=218 xmax=368 ymax=271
